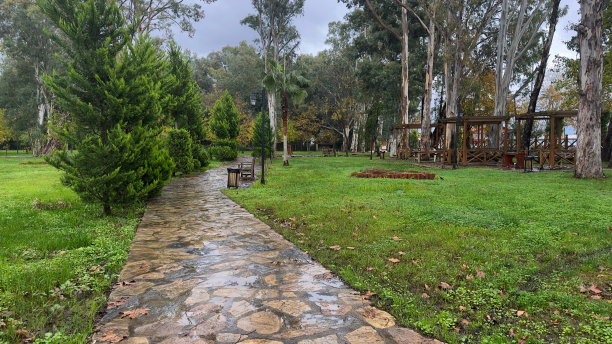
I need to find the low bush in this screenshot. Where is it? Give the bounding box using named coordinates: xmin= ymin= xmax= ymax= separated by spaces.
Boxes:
xmin=208 ymin=145 xmax=237 ymax=161
xmin=166 ymin=129 xmax=194 ymax=174
xmin=191 ymin=144 xmax=209 ymax=169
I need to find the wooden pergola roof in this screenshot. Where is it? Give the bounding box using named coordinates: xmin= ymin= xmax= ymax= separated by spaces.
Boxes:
xmin=515 ymin=110 xmax=578 ymax=120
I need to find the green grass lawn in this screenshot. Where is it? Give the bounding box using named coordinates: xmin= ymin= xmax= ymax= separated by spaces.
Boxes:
xmin=0 ymin=157 xmax=143 ymax=343
xmin=225 ymin=157 xmax=612 ymax=344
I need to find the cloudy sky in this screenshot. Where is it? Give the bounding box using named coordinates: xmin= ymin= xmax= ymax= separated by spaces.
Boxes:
xmin=174 ymin=0 xmax=581 ymax=63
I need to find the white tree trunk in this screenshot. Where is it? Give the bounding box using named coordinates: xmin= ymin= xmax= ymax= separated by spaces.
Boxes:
xmin=268 ymin=92 xmax=277 ymax=151
xmin=575 ymin=0 xmax=605 ymax=178
xmin=419 ymin=18 xmax=435 ymax=159
xmin=401 ymin=0 xmax=410 ymax=125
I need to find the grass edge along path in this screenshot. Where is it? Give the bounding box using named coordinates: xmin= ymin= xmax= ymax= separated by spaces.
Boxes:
xmin=224 ymin=157 xmax=612 ymax=344
xmin=0 ymin=157 xmax=221 ymax=343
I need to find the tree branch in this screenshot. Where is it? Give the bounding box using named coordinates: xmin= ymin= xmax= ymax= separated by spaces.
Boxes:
xmin=365 ymin=0 xmax=401 ymax=41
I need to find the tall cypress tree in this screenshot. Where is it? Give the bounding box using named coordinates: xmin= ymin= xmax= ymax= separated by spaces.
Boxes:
xmin=39 ymin=0 xmax=173 ymax=215
xmin=165 ymin=41 xmax=205 ymax=142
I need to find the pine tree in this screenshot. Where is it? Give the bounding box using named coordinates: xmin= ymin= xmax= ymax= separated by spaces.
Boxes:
xmin=165 ymin=41 xmax=206 ymax=141
xmin=39 ymin=0 xmax=173 ymax=215
xmin=210 ymin=90 xmax=240 ymax=141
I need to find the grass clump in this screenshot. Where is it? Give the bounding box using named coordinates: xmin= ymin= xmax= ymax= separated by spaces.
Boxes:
xmin=0 ymin=157 xmax=141 ymax=343
xmin=225 ymin=157 xmax=611 ymax=343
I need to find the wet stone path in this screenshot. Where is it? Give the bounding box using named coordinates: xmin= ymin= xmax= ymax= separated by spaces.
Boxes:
xmin=93 ymin=157 xmax=441 ymax=344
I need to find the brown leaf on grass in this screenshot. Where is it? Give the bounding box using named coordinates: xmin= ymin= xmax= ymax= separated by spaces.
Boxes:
xmin=424 ymin=284 xmax=430 ymax=290
xmin=100 ymin=331 xmax=125 ymax=343
xmin=593 ymin=314 xmax=610 ymax=320
xmin=579 ymin=285 xmax=588 ymax=293
xmin=121 ymin=308 xmax=150 ymax=319
xmin=422 ymin=293 xmax=430 ymax=299
xmin=589 ymin=285 xmax=602 ymax=294
xmin=346 ymin=247 xmax=355 ymax=250
xmin=289 ymin=217 xmax=296 ymax=222
xmin=476 ymin=268 xmax=486 ymax=279
xmin=509 ymin=328 xmax=515 ymax=338
xmin=461 ymin=319 xmax=470 ymax=326
xmin=466 ymin=274 xmax=474 ymax=280
xmin=373 ymin=215 xmax=377 ymax=219
xmin=591 ymin=295 xmax=602 ymax=300
xmin=398 ymin=251 xmax=405 ymax=255
xmin=15 ymin=329 xmax=31 ymax=341
xmin=516 ymin=310 xmax=526 ymax=317
xmin=388 ymin=258 xmax=400 ymax=263
xmin=411 ymin=259 xmax=418 ymax=265
xmin=362 ymin=290 xmax=375 ymax=300
xmin=553 ymin=309 xmax=560 ymax=315
xmin=461 ymin=264 xmax=468 ymax=271
xmin=366 ymin=267 xmax=374 ymax=271
xmin=517 ymin=336 xmax=529 ymax=344
xmin=552 ymin=319 xmax=559 ymax=325
xmin=459 ymin=305 xmax=466 ymax=311
xmin=438 ymin=282 xmax=452 ymax=290
xmin=392 ymin=236 xmax=402 ymax=241
xmin=329 ymin=245 xmax=341 ymax=251
xmin=571 ymin=232 xmax=578 ymax=235
xmin=297 ymin=232 xmax=305 ymax=236
xmin=107 ymin=297 xmax=130 ymax=309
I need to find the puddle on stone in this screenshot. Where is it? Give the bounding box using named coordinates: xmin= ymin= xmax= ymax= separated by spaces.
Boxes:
xmin=165 ymin=241 xmax=191 ymax=249
xmin=278 ymin=248 xmax=311 ymax=263
xmin=245 ymin=244 xmax=275 ymax=252
xmin=306 ymin=292 xmax=338 ymax=303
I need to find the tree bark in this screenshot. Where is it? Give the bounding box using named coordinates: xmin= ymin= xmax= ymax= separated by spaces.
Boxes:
xmin=575 ymin=0 xmax=605 ymax=178
xmin=268 ymin=91 xmax=277 ymax=152
xmin=522 ymin=0 xmax=561 ymax=150
xmin=419 ymin=17 xmax=435 ymax=159
xmin=282 ymin=92 xmax=289 ymax=166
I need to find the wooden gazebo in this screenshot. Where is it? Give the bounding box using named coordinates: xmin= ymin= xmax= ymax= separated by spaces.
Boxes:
xmin=393 ymin=123 xmax=444 ymax=160
xmin=439 ymin=116 xmax=509 ymax=165
xmin=514 ymin=110 xmax=578 ymax=168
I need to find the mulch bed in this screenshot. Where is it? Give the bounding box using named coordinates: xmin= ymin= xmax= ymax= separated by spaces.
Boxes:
xmin=351 ymin=168 xmax=435 ymax=180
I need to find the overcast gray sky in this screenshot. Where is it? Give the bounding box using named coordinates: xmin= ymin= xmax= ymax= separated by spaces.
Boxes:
xmin=173 ymin=0 xmax=580 ymax=64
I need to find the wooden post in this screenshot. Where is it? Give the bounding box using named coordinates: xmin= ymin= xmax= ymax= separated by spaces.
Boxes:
xmin=565 ymin=134 xmax=568 ymax=149
xmin=517 ymin=119 xmax=521 ymax=153
xmin=550 ymin=117 xmax=555 ymax=167
xmin=463 ymin=120 xmax=468 ymax=164
xmin=498 ymin=121 xmax=502 ymax=150
xmin=504 ymin=120 xmax=509 ymax=154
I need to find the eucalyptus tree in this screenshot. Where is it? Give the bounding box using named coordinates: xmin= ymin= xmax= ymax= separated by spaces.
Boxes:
xmin=521 ymin=0 xmax=563 ymax=149
xmin=242 ymin=0 xmax=305 ymax=150
xmin=575 ymin=0 xmax=608 ymax=178
xmin=0 ymin=0 xmax=59 ymax=155
xmin=116 ymin=0 xmax=216 ymax=38
xmin=263 ymin=59 xmax=309 ymax=166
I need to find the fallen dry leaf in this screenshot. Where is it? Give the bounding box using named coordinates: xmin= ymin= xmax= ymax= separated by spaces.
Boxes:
xmin=461 ymin=319 xmax=471 ymax=326
xmin=459 ymin=305 xmax=466 ymax=311
xmin=553 ymin=309 xmax=560 ymax=315
xmin=591 ymin=295 xmax=602 ymax=300
xmin=388 ymin=258 xmax=400 ymax=263
xmin=329 ymin=245 xmax=342 ymax=250
xmin=461 ymin=264 xmax=468 ymax=271
xmin=424 ymin=284 xmax=430 ymax=290
xmin=362 ymin=290 xmax=375 ymax=300
xmin=411 ymin=259 xmax=418 ymax=265
xmin=99 ymin=331 xmax=125 ymax=343
xmin=593 ymin=314 xmax=610 ymax=320
xmin=373 ymin=215 xmax=377 ymax=219
xmin=517 ymin=336 xmax=529 ymax=344
xmin=422 ymin=293 xmax=430 ymax=299
xmin=15 ymin=329 xmax=31 ymax=341
xmin=107 ymin=297 xmax=130 ymax=309
xmin=289 ymin=217 xmax=296 ymax=222
xmin=346 ymin=247 xmax=355 ymax=250
xmin=121 ymin=308 xmax=150 ymax=319
xmin=314 ymin=273 xmax=333 ymax=280
xmin=392 ymin=236 xmax=402 ymax=241
xmin=589 ymin=285 xmax=602 ymax=294
xmin=579 ymin=285 xmax=588 ymax=293
xmin=509 ymin=328 xmax=515 ymax=338
xmin=516 ymin=310 xmax=526 ymax=317
xmin=366 ymin=267 xmax=374 ymax=271
xmin=466 ymin=274 xmax=474 ymax=280
xmin=476 ymin=268 xmax=486 ymax=279
xmin=398 ymin=251 xmax=405 ymax=255
xmin=438 ymin=282 xmax=452 ymax=290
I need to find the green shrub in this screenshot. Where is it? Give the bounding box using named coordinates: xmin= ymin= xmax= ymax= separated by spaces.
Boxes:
xmin=209 ymin=145 xmax=237 ymax=161
xmin=166 ymin=129 xmax=194 ymax=174
xmin=191 ymin=143 xmax=209 ymax=169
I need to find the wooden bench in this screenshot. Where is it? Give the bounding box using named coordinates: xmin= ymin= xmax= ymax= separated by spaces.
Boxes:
xmin=321 ymin=147 xmax=335 ymax=157
xmin=239 ymin=158 xmax=255 ymax=180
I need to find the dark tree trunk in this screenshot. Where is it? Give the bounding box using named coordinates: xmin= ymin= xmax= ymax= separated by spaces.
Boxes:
xmin=602 ymin=112 xmax=612 ymax=164
xmin=282 ymin=92 xmax=289 ymax=166
xmin=522 ymin=0 xmax=561 ymax=151
xmin=575 ymin=0 xmax=605 ymax=178
xmin=103 ymin=203 xmax=111 ymax=216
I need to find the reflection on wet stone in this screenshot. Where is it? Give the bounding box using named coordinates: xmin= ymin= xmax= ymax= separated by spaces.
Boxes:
xmin=93 ymin=159 xmax=441 ymax=343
